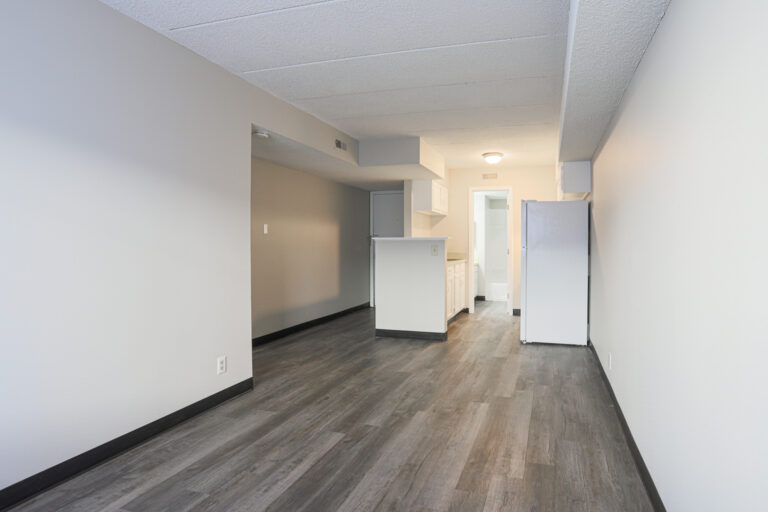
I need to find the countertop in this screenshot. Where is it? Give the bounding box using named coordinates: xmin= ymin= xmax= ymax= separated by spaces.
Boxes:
xmin=373 ymin=237 xmax=449 ymax=241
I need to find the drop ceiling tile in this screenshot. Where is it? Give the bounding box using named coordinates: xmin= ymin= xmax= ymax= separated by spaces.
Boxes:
xmin=101 ymin=0 xmax=327 ymax=31
xmin=166 ymin=0 xmax=569 ymax=72
xmin=435 ymin=136 xmax=558 ymax=168
xmin=244 ymin=35 xmax=566 ymax=100
xmin=332 ymin=104 xmax=559 ymax=138
xmin=559 ymin=0 xmax=670 ymax=161
xmin=100 ymin=0 xmax=570 ymax=173
xmin=421 ymin=125 xmax=559 ymax=146
xmin=295 ymin=77 xmax=560 ymax=120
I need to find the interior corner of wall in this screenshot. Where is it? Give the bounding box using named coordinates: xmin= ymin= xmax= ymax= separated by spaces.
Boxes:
xmin=419 ymin=139 xmax=446 ymax=180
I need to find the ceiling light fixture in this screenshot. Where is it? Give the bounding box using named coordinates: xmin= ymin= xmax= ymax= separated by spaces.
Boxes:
xmin=253 ymin=130 xmax=270 ymax=139
xmin=482 ymin=152 xmax=503 ymax=164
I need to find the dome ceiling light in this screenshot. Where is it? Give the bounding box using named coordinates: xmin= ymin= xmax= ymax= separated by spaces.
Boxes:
xmin=482 ymin=152 xmax=503 ymax=164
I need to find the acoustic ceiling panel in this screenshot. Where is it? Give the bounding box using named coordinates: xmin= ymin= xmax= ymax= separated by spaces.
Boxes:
xmin=332 ymin=104 xmax=559 ymax=137
xmin=102 ymin=1 xmax=333 ymax=32
xmin=295 ymin=77 xmax=560 ymax=120
xmin=244 ymin=35 xmax=565 ymax=100
xmin=102 ymin=0 xmax=570 ymax=169
xmin=559 ymin=0 xmax=670 ymax=161
xmin=151 ymin=0 xmax=568 ymax=72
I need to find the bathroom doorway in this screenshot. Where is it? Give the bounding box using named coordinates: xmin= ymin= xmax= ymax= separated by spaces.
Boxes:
xmin=468 ymin=188 xmax=513 ymax=315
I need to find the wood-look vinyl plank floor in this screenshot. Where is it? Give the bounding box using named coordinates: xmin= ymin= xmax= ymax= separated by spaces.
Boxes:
xmin=10 ymin=301 xmax=652 ymax=512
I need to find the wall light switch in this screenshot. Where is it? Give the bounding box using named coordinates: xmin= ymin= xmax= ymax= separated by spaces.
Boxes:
xmin=431 ymin=244 xmax=438 ymax=256
xmin=263 ymin=224 xmax=268 ymax=234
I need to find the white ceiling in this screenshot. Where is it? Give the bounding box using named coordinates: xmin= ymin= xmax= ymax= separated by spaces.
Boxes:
xmin=252 ymin=131 xmax=412 ymax=191
xmin=101 ymin=0 xmax=569 ymax=170
xmin=558 ymin=0 xmax=670 ymax=161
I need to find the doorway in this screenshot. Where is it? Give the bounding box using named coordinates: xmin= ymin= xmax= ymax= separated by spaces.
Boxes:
xmin=369 ymin=191 xmax=404 ymax=306
xmin=468 ymin=188 xmax=513 ymax=315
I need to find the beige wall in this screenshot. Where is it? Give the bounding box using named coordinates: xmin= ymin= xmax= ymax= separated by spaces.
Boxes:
xmin=590 ymin=0 xmax=767 ymax=510
xmin=411 ymin=212 xmax=433 ymax=237
xmin=403 ymin=180 xmax=435 ymax=237
xmin=431 ymin=167 xmax=556 ymax=308
xmin=251 ymin=158 xmax=370 ymax=338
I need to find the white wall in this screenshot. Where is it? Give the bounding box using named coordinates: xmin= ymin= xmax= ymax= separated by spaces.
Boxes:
xmin=472 ymin=192 xmax=509 ymax=300
xmin=432 ymin=167 xmax=556 ymax=309
xmin=411 ymin=213 xmax=433 ymax=237
xmin=484 ymin=197 xmax=508 ymax=300
xmin=0 ymin=0 xmax=357 ymax=489
xmin=473 ymin=193 xmax=486 ymax=295
xmin=589 ymin=1 xmax=768 ymax=510
xmin=403 ymin=180 xmax=433 ymax=238
xmin=251 ymin=158 xmax=369 ymax=338
xmin=374 ymin=239 xmax=446 ymax=333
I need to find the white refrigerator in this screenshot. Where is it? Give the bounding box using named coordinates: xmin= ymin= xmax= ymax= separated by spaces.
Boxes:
xmin=521 ymin=200 xmax=588 ymax=345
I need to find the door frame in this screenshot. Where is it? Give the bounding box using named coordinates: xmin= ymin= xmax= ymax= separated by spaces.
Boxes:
xmin=467 ymin=186 xmax=514 ymax=315
xmin=369 ymin=190 xmax=404 ymax=306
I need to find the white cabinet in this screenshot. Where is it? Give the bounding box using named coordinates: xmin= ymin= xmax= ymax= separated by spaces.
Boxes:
xmin=446 ymin=264 xmax=455 ymax=319
xmin=455 ymin=262 xmax=465 ymax=312
xmin=413 ymin=180 xmax=448 ymax=216
xmin=438 ymin=183 xmax=449 ymax=213
xmin=558 ymin=161 xmax=591 ymax=200
xmin=446 ymin=259 xmax=466 ymax=320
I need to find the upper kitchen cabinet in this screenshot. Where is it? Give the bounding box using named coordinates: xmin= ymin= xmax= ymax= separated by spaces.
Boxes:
xmin=557 ymin=161 xmax=592 ymax=200
xmin=413 ymin=180 xmax=448 ymax=216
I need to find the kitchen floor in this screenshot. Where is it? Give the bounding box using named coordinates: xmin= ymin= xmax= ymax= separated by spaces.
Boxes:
xmin=12 ymin=302 xmax=652 ymax=512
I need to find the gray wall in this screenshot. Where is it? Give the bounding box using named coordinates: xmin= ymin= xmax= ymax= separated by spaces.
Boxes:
xmin=0 ymin=0 xmax=355 ymax=489
xmin=251 ymin=158 xmax=370 ymax=338
xmin=590 ymin=0 xmax=767 ymax=510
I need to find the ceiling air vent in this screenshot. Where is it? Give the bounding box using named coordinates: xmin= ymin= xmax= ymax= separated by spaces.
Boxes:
xmin=482 ymin=173 xmax=498 ymax=180
xmin=335 ymin=139 xmax=347 ymax=151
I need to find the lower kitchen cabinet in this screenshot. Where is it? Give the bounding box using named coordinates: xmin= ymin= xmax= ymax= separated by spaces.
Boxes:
xmin=446 ymin=259 xmax=466 ymax=320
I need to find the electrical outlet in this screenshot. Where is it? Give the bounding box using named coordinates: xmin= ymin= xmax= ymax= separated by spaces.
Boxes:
xmin=608 ymin=352 xmax=612 ymax=370
xmin=217 ymin=356 xmax=227 ymax=375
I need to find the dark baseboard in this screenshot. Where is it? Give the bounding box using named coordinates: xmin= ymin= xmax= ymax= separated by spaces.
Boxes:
xmin=0 ymin=378 xmax=253 ymax=511
xmin=512 ymin=308 xmax=521 ymax=316
xmin=252 ymin=302 xmax=370 ymax=346
xmin=474 ymin=295 xmax=486 ymax=301
xmin=375 ymin=329 xmax=447 ymax=341
xmin=521 ymin=340 xmax=587 ymax=348
xmin=588 ymin=342 xmax=666 ymax=512
xmin=448 ymin=308 xmax=469 ymax=325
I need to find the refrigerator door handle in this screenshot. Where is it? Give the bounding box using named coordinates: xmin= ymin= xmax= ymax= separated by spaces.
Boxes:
xmin=520 ymin=201 xmax=528 ymax=343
